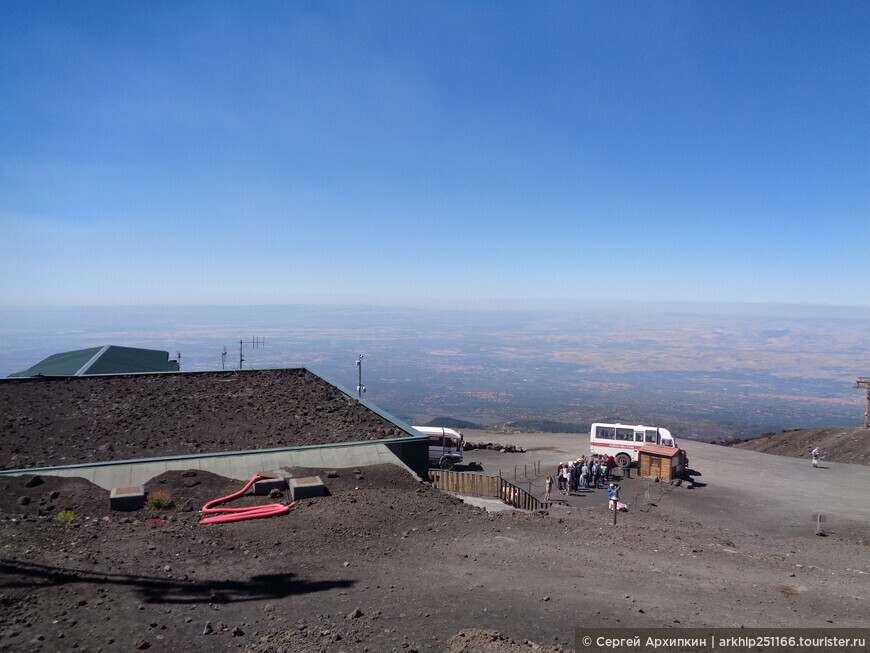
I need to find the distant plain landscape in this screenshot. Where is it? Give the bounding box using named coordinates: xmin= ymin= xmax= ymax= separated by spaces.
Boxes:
xmin=1 ymin=302 xmax=867 ymax=441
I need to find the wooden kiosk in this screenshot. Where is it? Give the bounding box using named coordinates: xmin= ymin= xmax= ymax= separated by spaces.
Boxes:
xmin=638 ymin=444 xmax=686 ymax=482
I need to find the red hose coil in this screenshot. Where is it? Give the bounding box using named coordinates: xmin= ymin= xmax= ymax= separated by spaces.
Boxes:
xmin=199 ymin=475 xmax=296 ymax=524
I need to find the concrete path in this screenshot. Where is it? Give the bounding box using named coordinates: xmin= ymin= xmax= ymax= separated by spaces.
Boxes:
xmin=456 ymin=495 xmax=517 ymax=512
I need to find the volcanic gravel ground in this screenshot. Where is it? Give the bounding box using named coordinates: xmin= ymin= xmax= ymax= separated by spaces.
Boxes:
xmin=1 ymin=460 xmax=868 ymax=653
xmin=0 ymin=465 xmax=565 ymax=652
xmin=0 ymin=369 xmax=407 ymax=470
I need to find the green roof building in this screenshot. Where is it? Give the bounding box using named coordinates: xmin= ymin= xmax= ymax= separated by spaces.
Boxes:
xmin=8 ymin=345 xmax=180 ymax=377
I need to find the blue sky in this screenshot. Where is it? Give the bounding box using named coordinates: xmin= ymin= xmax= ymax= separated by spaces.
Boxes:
xmin=1 ymin=1 xmax=867 ymax=309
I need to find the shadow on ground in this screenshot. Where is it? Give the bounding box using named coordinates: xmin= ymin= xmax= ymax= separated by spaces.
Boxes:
xmin=0 ymin=558 xmax=355 ymax=604
xmin=684 ymin=468 xmax=707 ymax=487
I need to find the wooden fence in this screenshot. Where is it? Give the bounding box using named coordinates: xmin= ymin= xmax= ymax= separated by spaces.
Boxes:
xmin=428 ymin=469 xmax=550 ymax=511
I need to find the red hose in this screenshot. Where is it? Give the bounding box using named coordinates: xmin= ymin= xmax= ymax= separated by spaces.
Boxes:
xmin=199 ymin=475 xmax=296 ymax=524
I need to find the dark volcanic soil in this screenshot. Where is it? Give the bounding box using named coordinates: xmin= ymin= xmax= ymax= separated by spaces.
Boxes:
xmin=0 ymin=369 xmax=408 ymax=470
xmin=0 ymin=465 xmax=570 ymax=652
xmin=2 ymin=459 xmax=868 ymax=653
xmin=732 ymin=427 xmax=870 ymax=466
xmin=1 ymin=373 xmax=868 ymax=652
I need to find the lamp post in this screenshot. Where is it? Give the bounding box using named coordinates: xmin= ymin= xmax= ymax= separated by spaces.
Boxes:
xmin=855 ymin=378 xmax=870 ymax=429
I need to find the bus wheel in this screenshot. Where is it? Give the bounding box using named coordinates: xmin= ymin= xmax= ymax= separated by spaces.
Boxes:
xmin=440 ymin=457 xmax=455 ymax=471
xmin=615 ymin=453 xmax=631 ymax=469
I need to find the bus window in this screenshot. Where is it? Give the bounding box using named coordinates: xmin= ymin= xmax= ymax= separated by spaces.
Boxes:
xmin=616 ymin=428 xmax=633 ymax=441
xmin=645 ymin=430 xmax=658 ymax=443
xmin=596 ymin=426 xmax=616 ymax=440
xmin=634 ymin=431 xmax=644 ymax=442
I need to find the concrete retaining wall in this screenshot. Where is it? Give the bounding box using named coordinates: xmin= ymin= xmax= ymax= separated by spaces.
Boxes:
xmin=0 ymin=437 xmax=429 ymax=490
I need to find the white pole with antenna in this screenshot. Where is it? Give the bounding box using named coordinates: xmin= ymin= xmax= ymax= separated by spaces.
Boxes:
xmin=356 ymin=354 xmax=366 ymax=399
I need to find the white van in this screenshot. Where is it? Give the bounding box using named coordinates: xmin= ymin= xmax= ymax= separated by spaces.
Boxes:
xmin=589 ymin=422 xmax=677 ymax=469
xmin=412 ymin=426 xmax=464 ymax=470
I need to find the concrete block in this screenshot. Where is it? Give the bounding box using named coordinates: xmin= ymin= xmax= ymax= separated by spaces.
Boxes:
xmin=288 ymin=475 xmax=326 ymax=501
xmin=253 ymin=472 xmax=288 ymax=496
xmin=110 ymin=486 xmax=145 ymax=511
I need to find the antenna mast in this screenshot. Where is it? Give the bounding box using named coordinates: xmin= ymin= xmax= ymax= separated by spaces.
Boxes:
xmin=856 ymin=377 xmax=870 ymax=428
xmin=237 ymin=336 xmax=265 ymax=370
xmin=356 ymin=354 xmax=366 ymax=399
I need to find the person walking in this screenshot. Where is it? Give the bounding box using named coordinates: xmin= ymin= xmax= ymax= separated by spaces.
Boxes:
xmin=811 ymin=447 xmax=822 ymax=468
xmin=556 ymin=463 xmax=566 ymax=494
xmin=545 ymin=474 xmax=553 ymax=501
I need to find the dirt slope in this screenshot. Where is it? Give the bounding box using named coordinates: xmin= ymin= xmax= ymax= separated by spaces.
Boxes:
xmin=731 ymin=427 xmax=870 ymax=466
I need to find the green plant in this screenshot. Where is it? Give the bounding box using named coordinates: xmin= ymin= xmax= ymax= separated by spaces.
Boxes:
xmin=54 ymin=510 xmax=76 ymax=523
xmin=133 ymin=520 xmax=143 ymax=526
xmin=144 ymin=491 xmax=173 ymax=511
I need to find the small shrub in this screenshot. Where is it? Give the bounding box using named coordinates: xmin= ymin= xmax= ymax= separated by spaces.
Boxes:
xmin=133 ymin=520 xmax=143 ymax=526
xmin=144 ymin=491 xmax=173 ymax=511
xmin=54 ymin=510 xmax=76 ymax=523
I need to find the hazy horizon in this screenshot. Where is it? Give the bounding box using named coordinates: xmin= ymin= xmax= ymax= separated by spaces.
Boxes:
xmin=2 ymin=302 xmax=867 ymax=440
xmin=3 ymin=297 xmax=870 ymax=315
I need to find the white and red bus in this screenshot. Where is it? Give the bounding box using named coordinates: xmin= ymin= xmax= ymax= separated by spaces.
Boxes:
xmin=413 ymin=426 xmax=464 ymax=470
xmin=589 ymin=422 xmax=677 ymax=469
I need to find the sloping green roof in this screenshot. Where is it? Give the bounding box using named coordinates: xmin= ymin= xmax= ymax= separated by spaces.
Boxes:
xmin=8 ymin=346 xmax=179 ymax=377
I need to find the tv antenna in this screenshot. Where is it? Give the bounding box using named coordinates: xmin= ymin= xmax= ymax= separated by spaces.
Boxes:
xmin=855 ymin=377 xmax=870 ymax=428
xmin=238 ymin=336 xmax=265 ymax=370
xmin=221 ymin=346 xmax=228 ymax=370
xmin=356 ymin=353 xmax=366 ymax=399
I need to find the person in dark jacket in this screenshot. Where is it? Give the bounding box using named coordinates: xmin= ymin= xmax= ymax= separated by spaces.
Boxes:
xmin=605 ymin=455 xmax=617 ymax=480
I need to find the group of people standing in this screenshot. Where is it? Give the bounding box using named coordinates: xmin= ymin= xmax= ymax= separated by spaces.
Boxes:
xmin=545 ymin=454 xmax=618 ymax=500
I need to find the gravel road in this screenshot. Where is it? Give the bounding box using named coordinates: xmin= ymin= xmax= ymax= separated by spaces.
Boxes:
xmin=461 ymin=430 xmax=870 ymax=538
